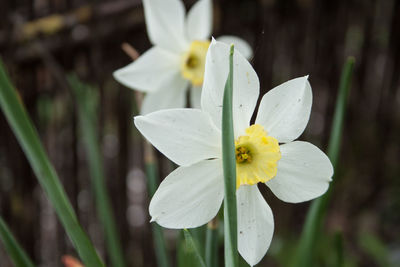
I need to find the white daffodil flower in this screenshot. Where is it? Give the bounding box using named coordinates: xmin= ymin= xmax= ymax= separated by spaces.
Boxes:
xmin=113 ymin=0 xmax=252 ymax=114
xmin=134 ymin=39 xmax=333 ymax=266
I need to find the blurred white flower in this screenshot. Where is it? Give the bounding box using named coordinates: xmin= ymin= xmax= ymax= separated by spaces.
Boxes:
xmin=134 ymin=40 xmax=333 ymax=266
xmin=113 ymin=0 xmax=252 ymax=114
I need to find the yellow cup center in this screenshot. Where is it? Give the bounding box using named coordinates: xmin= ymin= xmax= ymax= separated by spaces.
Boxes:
xmin=180 ymin=40 xmax=210 ymax=86
xmin=235 ymin=124 xmax=281 ymax=189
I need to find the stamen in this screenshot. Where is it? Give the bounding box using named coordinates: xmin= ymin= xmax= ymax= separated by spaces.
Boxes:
xmin=236 ymin=146 xmax=252 ymax=163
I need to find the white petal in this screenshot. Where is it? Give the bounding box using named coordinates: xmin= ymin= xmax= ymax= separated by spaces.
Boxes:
xmin=140 ymin=77 xmax=189 ymax=114
xmin=237 ymin=185 xmax=274 ymax=266
xmin=149 ymin=159 xmax=224 ymax=228
xmin=186 ymin=0 xmax=212 ymax=41
xmin=201 ymin=39 xmax=259 ymax=137
xmin=217 ymin=35 xmax=253 ymax=59
xmin=189 ymin=85 xmax=202 ymax=108
xmin=255 ymin=76 xmax=312 ymax=143
xmin=134 ymin=109 xmax=221 ymax=166
xmin=266 ymin=141 xmax=333 ymax=203
xmin=113 ymin=47 xmax=181 ymax=93
xmin=143 ymin=0 xmax=189 ymax=52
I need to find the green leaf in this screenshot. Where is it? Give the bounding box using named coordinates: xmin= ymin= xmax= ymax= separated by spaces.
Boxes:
xmin=183 ymin=229 xmax=207 ymax=267
xmin=177 ymin=226 xmax=206 ymax=267
xmin=221 ymin=44 xmax=238 ymax=267
xmin=0 ymin=216 xmax=35 ymax=267
xmin=358 ymin=232 xmax=392 ymax=267
xmin=0 ymin=59 xmax=104 ymax=267
xmin=293 ymin=57 xmax=355 ymax=267
xmin=145 ymin=155 xmax=170 ymax=267
xmin=334 ymin=231 xmax=344 ymax=267
xmin=205 ymin=221 xmax=219 ymax=267
xmin=68 ymin=74 xmax=126 ymax=267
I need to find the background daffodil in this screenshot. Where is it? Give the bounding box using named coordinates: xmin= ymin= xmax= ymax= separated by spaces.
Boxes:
xmin=113 ymin=0 xmax=252 ymax=114
xmin=134 ymin=40 xmax=333 ymax=266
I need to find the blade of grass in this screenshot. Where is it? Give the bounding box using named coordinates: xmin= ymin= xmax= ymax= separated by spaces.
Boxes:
xmin=178 ymin=229 xmax=206 ymax=267
xmin=190 ymin=225 xmax=206 ymax=258
xmin=293 ymin=57 xmax=355 ymax=267
xmin=221 ymin=44 xmax=238 ymax=267
xmin=334 ymin=231 xmax=344 ymax=267
xmin=183 ymin=229 xmax=207 ymax=267
xmin=205 ymin=219 xmax=219 ymax=267
xmin=68 ymin=75 xmax=126 ymax=267
xmin=0 ymin=59 xmax=104 ymax=267
xmin=0 ymin=216 xmax=35 ymax=267
xmin=145 ymin=145 xmax=170 ymax=267
xmin=358 ymin=231 xmax=391 ymax=267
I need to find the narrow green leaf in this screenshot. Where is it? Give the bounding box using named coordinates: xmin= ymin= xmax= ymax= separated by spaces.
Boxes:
xmin=177 ymin=227 xmax=205 ymax=267
xmin=221 ymin=44 xmax=238 ymax=267
xmin=358 ymin=232 xmax=391 ymax=267
xmin=68 ymin=75 xmax=126 ymax=267
xmin=0 ymin=59 xmax=104 ymax=267
xmin=145 ymin=156 xmax=170 ymax=267
xmin=205 ymin=220 xmax=219 ymax=267
xmin=326 ymin=57 xmax=355 ymax=163
xmin=0 ymin=216 xmax=35 ymax=267
xmin=293 ymin=57 xmax=355 ymax=267
xmin=334 ymin=231 xmax=344 ymax=267
xmin=183 ymin=229 xmax=207 ymax=267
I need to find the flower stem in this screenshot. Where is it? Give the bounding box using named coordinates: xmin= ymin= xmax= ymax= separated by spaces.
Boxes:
xmin=145 ymin=142 xmax=171 ymax=267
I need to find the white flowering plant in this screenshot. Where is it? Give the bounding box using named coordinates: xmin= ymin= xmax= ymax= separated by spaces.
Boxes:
xmin=134 ymin=39 xmax=333 ymax=266
xmin=113 ymin=0 xmax=252 ymax=114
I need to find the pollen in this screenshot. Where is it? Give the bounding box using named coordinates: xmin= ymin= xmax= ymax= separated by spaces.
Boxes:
xmin=235 ymin=124 xmax=281 ymax=189
xmin=180 ymin=40 xmax=210 ymax=86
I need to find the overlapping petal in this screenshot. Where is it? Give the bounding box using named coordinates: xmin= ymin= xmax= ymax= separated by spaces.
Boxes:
xmin=143 ymin=0 xmax=188 ymax=52
xmin=149 ymin=159 xmax=224 ymax=228
xmin=189 ymin=85 xmax=202 ymax=109
xmin=217 ymin=35 xmax=253 ymax=60
xmin=134 ymin=109 xmax=221 ymax=166
xmin=141 ymin=77 xmax=188 ymax=115
xmin=113 ymin=47 xmax=181 ymax=93
xmin=186 ymin=0 xmax=212 ymax=41
xmin=255 ymin=76 xmax=312 ymax=143
xmin=237 ymin=185 xmax=274 ymax=266
xmin=266 ymin=141 xmax=333 ymax=203
xmin=201 ymin=39 xmax=259 ymax=137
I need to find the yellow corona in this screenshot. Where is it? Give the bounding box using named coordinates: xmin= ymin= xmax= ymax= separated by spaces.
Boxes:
xmin=235 ymin=124 xmax=281 ymax=188
xmin=180 ymin=40 xmax=210 ymax=86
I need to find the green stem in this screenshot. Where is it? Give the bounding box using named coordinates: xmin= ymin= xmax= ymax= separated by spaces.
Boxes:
xmin=293 ymin=57 xmax=355 ymax=267
xmin=221 ymin=44 xmax=238 ymax=267
xmin=145 ymin=144 xmax=170 ymax=267
xmin=68 ymin=75 xmax=126 ymax=267
xmin=0 ymin=216 xmax=35 ymax=267
xmin=0 ymin=59 xmax=104 ymax=267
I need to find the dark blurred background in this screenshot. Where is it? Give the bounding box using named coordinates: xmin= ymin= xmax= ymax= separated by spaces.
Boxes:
xmin=0 ymin=0 xmax=399 ymax=266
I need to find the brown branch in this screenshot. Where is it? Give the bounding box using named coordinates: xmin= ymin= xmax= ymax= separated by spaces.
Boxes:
xmin=1 ymin=0 xmax=142 ymax=45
